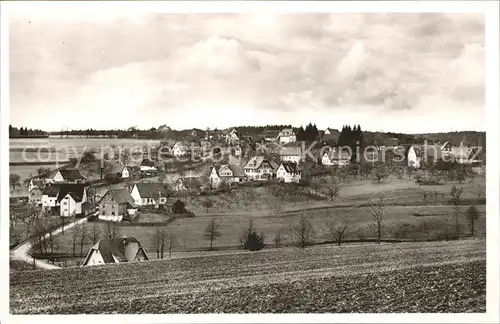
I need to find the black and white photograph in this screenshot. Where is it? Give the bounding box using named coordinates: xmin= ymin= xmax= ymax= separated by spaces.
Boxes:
xmin=1 ymin=1 xmax=499 ymax=321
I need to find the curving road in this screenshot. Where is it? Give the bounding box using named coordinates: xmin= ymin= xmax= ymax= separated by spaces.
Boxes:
xmin=10 ymin=213 xmax=96 ymax=270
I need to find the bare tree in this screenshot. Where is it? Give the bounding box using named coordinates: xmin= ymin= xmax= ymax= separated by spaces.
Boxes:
xmin=201 ymin=198 xmax=214 ymax=213
xmin=290 ymin=211 xmax=315 ymax=249
xmin=9 ymin=173 xmax=21 ymax=193
xmin=105 ymin=222 xmax=122 ymax=239
xmin=31 ymin=217 xmax=47 ymax=255
xmin=71 ymin=224 xmax=80 ymax=257
xmin=327 ymin=215 xmax=349 ymax=246
xmin=450 ymin=185 xmax=464 ymax=239
xmin=203 ymin=218 xmax=222 ymax=250
xmin=79 ymin=225 xmax=87 ymax=256
xmin=466 ymin=204 xmax=480 ymax=237
xmin=324 ymin=183 xmax=340 ymax=203
xmin=369 ymin=195 xmax=386 ymax=244
xmin=88 ymin=222 xmax=101 ymax=244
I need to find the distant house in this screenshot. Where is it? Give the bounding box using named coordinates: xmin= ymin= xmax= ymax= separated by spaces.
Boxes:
xmin=121 ymin=166 xmax=141 ymax=179
xmin=172 ymin=142 xmax=189 ymax=157
xmin=172 ymin=177 xmax=203 ymax=192
xmin=28 ymin=187 xmax=43 ymax=206
xmin=406 ymin=144 xmax=444 ymax=167
xmin=28 ymin=177 xmax=45 ymax=192
xmin=190 ymin=129 xmax=198 ymax=137
xmin=165 ymin=198 xmax=186 ymax=214
xmin=449 ymin=145 xmax=482 ymax=164
xmin=223 ymin=129 xmax=240 ymax=144
xmin=244 ymin=156 xmax=276 ymax=180
xmin=218 ymin=164 xmax=247 ymax=184
xmin=276 ymin=162 xmax=301 ymax=183
xmin=277 ymin=128 xmax=296 ymax=144
xmin=45 ymin=169 xmax=86 ymax=184
xmin=157 ymin=125 xmax=172 ymax=132
xmin=209 ymin=166 xmax=222 ymax=188
xmin=130 ymin=183 xmax=168 ymax=207
xmin=230 ymin=144 xmax=243 ymax=157
xmin=98 ymin=188 xmax=138 ymax=222
xmin=279 ymin=146 xmax=302 ymax=164
xmin=262 ymin=130 xmax=280 ymax=142
xmin=41 ymin=183 xmax=87 ymax=217
xmin=81 ymin=237 xmax=149 ymax=267
xmin=322 ymin=128 xmax=340 ymax=143
xmin=321 ymin=148 xmax=351 ymax=166
xmin=140 ymin=159 xmax=157 ymax=172
xmin=407 ymin=145 xmax=422 ymax=168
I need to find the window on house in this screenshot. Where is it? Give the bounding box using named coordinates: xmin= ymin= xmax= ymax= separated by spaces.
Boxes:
xmin=142 ymin=198 xmax=146 ymax=204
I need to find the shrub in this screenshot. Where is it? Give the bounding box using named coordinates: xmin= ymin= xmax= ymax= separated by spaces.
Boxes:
xmin=243 ymin=231 xmax=265 ymax=251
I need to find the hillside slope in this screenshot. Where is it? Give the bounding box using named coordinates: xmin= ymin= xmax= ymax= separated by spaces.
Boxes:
xmin=10 ymin=239 xmax=485 ymax=314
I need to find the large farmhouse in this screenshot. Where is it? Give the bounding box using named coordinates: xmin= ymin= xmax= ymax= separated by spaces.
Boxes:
xmin=244 ymin=156 xmax=276 ymax=180
xmin=98 ymin=188 xmax=138 ymax=222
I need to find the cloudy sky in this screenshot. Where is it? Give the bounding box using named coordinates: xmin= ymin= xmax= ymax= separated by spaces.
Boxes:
xmin=9 ymin=11 xmax=485 ymax=133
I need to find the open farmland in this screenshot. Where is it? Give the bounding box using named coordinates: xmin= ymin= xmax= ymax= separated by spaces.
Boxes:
xmin=51 ymin=203 xmax=485 ymax=258
xmin=10 ymin=239 xmax=486 ymax=314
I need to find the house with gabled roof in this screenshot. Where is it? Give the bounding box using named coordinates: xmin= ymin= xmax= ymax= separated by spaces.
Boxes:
xmin=276 ymin=161 xmax=301 ymax=183
xmin=321 ymin=148 xmax=351 ymax=167
xmin=217 ymin=164 xmax=247 ymax=184
xmin=140 ymin=159 xmax=157 ymax=172
xmin=130 ymin=183 xmax=168 ymax=207
xmin=244 ymin=156 xmax=276 ymax=181
xmin=277 ymin=128 xmax=296 ymax=144
xmin=121 ymin=165 xmax=141 ymax=179
xmin=81 ymin=237 xmax=149 ymax=267
xmin=172 ymin=177 xmax=203 ymax=193
xmin=98 ymin=188 xmax=138 ymax=222
xmin=322 ymin=128 xmax=341 ymax=143
xmin=45 ymin=169 xmax=86 ymax=184
xmin=28 ymin=177 xmax=45 ymax=205
xmin=41 ymin=183 xmax=87 ymax=216
xmin=172 ymin=142 xmax=190 ymax=157
xmin=279 ymin=145 xmax=302 ymax=164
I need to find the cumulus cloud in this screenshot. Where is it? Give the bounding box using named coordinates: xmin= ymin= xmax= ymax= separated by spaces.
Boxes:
xmin=9 ymin=13 xmax=485 ymax=132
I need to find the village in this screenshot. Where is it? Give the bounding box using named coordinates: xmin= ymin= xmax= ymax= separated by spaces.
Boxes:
xmin=9 ymin=124 xmax=485 ymax=268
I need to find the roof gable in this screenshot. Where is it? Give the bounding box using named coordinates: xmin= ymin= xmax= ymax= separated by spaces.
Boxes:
xmin=58 ymin=169 xmax=85 ymax=181
xmin=134 ymin=183 xmax=167 ymax=198
xmin=280 ymin=161 xmax=300 ymax=174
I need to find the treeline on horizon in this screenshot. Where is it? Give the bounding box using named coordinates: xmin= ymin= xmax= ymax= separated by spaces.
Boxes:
xmin=9 ymin=125 xmax=48 ymax=138
xmin=10 ymin=123 xmax=485 ymax=147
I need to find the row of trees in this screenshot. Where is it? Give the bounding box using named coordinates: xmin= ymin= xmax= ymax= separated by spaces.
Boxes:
xmin=9 ymin=125 xmax=47 ymax=137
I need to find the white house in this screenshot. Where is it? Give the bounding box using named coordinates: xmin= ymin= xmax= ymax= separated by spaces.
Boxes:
xmin=41 ymin=183 xmax=87 ymax=217
xmin=244 ymin=156 xmax=276 ymax=181
xmin=28 ymin=177 xmax=45 ymax=192
xmin=277 ymin=128 xmax=296 ymax=144
xmin=139 ymin=159 xmax=157 ymax=172
xmin=218 ymin=164 xmax=247 ymax=184
xmin=121 ymin=166 xmax=141 ymax=179
xmin=45 ymin=169 xmax=86 ymax=184
xmin=321 ymin=149 xmax=351 ymax=166
xmin=209 ymin=166 xmax=222 ymax=188
xmin=130 ymin=183 xmax=168 ymax=206
xmin=279 ymin=146 xmax=302 ymax=164
xmin=276 ymin=162 xmax=301 ymax=183
xmin=81 ymin=237 xmax=149 ymax=266
xmin=60 ymin=192 xmax=83 ymax=217
xmin=172 ymin=142 xmax=189 ymax=157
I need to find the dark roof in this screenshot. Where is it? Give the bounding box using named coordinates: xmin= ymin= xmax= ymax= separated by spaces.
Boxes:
xmin=134 ymin=183 xmax=167 ymax=198
xmin=42 ymin=185 xmax=59 ymax=197
xmin=99 ymin=188 xmax=136 ymax=207
xmin=96 ymin=237 xmax=143 ymax=263
xmin=56 ymin=183 xmax=86 ymax=202
xmin=219 ymin=164 xmax=246 ymax=177
xmin=48 ymin=168 xmax=85 ymax=181
xmin=166 ymin=198 xmax=184 ymax=206
xmin=140 ymin=159 xmax=156 ymax=167
xmin=30 ymin=179 xmax=45 ymax=190
xmin=280 ymin=161 xmax=300 ymax=174
xmin=66 ymin=192 xmax=82 ymax=202
xmin=59 ymin=169 xmax=85 ymax=181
